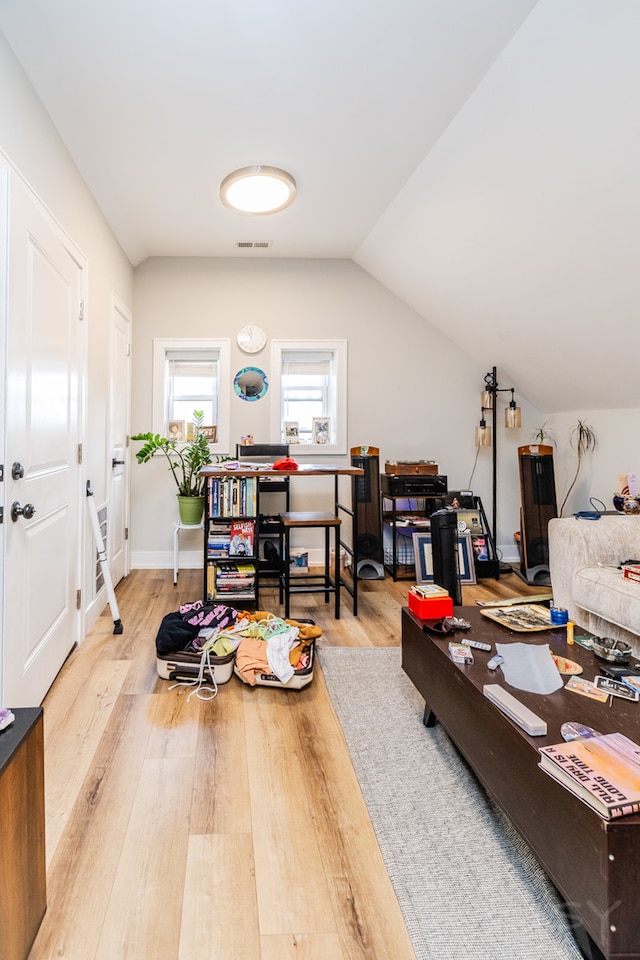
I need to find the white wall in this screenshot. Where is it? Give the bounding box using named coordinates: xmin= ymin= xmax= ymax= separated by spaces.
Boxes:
xmin=130 ymin=256 xmax=545 ymax=568
xmin=355 ymin=0 xmax=640 ymax=417
xmin=0 ymin=32 xmax=134 ymax=628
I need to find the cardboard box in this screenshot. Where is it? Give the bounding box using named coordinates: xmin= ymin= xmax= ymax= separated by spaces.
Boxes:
xmin=384 ymin=461 xmax=439 ymax=475
xmin=289 ymin=548 xmax=308 ymax=574
xmin=408 ymin=589 xmax=454 ymax=619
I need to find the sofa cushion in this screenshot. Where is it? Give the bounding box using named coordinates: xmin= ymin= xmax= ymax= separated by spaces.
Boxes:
xmin=573 ymin=565 xmax=640 ymax=637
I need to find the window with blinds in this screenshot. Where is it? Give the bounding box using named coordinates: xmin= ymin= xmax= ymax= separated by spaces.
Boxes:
xmin=166 ymin=352 xmax=218 ymax=430
xmin=152 ymin=338 xmax=231 ymax=452
xmin=281 ymin=350 xmax=332 ymax=443
xmin=270 ymin=340 xmax=347 ymax=454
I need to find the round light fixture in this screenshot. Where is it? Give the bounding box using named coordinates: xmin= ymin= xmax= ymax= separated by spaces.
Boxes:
xmin=220 ymin=165 xmax=296 ymax=215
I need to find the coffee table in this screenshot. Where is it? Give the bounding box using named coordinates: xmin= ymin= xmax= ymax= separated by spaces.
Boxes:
xmin=402 ymin=605 xmax=640 ymax=960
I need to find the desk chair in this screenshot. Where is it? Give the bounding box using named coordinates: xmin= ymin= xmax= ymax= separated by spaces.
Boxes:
xmin=280 ymin=511 xmax=341 ymax=619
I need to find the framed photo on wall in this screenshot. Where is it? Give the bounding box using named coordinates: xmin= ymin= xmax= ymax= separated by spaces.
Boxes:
xmin=412 ymin=530 xmax=476 ymax=586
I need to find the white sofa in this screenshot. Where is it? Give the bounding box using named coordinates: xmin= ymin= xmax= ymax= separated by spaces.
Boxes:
xmin=548 ymin=515 xmax=640 ymax=657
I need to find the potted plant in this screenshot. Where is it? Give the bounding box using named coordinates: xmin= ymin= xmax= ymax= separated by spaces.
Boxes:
xmin=131 ymin=411 xmax=213 ymax=524
xmin=559 ymin=419 xmax=598 ymax=517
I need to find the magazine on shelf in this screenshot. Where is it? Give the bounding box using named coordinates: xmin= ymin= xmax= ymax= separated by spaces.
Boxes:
xmin=228 ymin=519 xmax=255 ymax=557
xmin=538 ymin=732 xmax=640 ymax=819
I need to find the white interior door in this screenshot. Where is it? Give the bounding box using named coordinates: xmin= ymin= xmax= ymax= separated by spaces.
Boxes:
xmin=109 ymin=295 xmax=131 ymax=586
xmin=2 ymin=171 xmax=84 ymax=707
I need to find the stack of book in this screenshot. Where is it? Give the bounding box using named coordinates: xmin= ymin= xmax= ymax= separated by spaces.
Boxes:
xmin=213 ymin=560 xmax=256 ymax=600
xmin=539 ymin=732 xmax=640 ymax=819
xmin=208 ymin=523 xmax=231 ymax=559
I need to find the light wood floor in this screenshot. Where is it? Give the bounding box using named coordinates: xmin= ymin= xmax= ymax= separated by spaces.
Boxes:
xmin=30 ymin=566 xmax=543 ymax=960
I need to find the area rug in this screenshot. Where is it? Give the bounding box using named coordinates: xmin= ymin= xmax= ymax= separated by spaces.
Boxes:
xmin=318 ymin=646 xmax=584 ymax=960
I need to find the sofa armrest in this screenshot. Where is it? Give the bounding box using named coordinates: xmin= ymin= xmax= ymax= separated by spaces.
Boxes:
xmin=548 ymin=516 xmax=640 ymax=622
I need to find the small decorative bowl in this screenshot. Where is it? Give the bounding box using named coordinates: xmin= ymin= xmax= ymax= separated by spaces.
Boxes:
xmin=613 ymin=494 xmax=640 ymax=514
xmin=592 ymin=636 xmax=632 ymax=664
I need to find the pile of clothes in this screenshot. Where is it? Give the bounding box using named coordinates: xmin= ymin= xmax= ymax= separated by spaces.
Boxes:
xmin=156 ymin=600 xmax=321 ymax=686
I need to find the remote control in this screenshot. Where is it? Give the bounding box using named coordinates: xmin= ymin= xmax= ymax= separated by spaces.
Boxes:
xmin=466 ymin=640 xmax=492 ymax=652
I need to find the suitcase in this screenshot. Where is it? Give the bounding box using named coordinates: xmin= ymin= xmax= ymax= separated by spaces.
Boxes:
xmin=234 ymin=639 xmax=315 ymax=689
xmin=156 ymin=647 xmax=235 ymax=684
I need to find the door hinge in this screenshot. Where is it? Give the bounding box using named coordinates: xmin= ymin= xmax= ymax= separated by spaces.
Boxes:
xmin=0 ymin=464 xmax=3 ymax=481
xmin=0 ymin=506 xmax=3 ymax=524
xmin=76 ymin=589 xmax=82 ymax=610
xmin=126 ymin=343 xmax=131 ymax=357
xmin=125 ymin=527 xmax=129 ymax=540
xmin=79 ymin=299 xmax=84 ymax=321
xmin=77 ymin=443 xmax=83 ymax=464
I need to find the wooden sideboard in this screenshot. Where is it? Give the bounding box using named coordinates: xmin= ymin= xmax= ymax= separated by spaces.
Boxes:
xmin=0 ymin=707 xmax=46 ymax=960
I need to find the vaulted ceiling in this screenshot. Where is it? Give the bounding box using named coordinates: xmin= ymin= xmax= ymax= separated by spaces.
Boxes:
xmin=1 ymin=0 xmax=637 ymax=413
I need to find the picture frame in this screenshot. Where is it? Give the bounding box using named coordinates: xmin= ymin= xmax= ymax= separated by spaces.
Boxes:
xmin=312 ymin=417 xmax=330 ymax=444
xmin=200 ymin=425 xmax=217 ymax=442
xmin=167 ymin=419 xmax=185 ymax=442
xmin=285 ymin=421 xmax=299 ymax=442
xmin=412 ymin=530 xmax=476 ymax=586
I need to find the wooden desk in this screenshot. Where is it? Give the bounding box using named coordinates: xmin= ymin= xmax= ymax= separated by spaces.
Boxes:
xmin=402 ymin=606 xmax=640 ymax=960
xmin=0 ymin=708 xmax=46 ymax=960
xmin=200 ymin=463 xmax=364 ymax=613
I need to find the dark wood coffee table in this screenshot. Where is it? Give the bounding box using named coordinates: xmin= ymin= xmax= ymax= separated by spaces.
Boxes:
xmin=402 ymin=605 xmax=640 ymax=960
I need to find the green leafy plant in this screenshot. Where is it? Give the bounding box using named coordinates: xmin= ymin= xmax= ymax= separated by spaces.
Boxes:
xmin=131 ymin=411 xmax=213 ymax=497
xmin=559 ymin=419 xmax=598 ymax=517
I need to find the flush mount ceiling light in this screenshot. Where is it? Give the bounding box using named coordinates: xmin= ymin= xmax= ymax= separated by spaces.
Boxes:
xmin=220 ymin=165 xmax=297 ymax=215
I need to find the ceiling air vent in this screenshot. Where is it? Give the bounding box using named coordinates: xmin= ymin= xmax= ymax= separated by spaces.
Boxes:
xmin=236 ymin=241 xmax=271 ymax=249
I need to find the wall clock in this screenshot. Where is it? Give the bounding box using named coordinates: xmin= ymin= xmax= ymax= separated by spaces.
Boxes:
xmin=236 ymin=324 xmax=266 ymax=354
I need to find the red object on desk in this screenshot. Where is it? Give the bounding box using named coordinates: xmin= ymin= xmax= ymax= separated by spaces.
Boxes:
xmin=408 ymin=590 xmax=453 ymax=619
xmin=272 ymin=456 xmax=299 ymax=471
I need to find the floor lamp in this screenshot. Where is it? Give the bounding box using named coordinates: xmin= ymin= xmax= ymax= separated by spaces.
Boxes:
xmin=475 ymin=366 xmax=521 ymax=575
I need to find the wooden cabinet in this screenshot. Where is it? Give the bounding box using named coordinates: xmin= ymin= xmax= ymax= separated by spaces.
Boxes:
xmin=0 ymin=707 xmax=46 ymax=960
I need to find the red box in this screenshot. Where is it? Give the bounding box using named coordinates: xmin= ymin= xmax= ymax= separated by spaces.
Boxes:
xmin=623 ymin=565 xmax=640 ymax=583
xmin=408 ymin=590 xmax=453 ymax=619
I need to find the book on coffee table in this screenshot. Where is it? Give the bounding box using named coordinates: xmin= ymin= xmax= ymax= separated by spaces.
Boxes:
xmin=539 ymin=732 xmax=640 ymax=819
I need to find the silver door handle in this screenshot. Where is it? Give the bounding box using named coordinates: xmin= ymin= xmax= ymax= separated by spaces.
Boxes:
xmin=11 ymin=502 xmax=36 ymax=522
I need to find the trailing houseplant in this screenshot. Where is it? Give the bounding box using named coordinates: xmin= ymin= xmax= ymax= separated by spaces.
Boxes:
xmin=131 ymin=411 xmax=213 ymax=523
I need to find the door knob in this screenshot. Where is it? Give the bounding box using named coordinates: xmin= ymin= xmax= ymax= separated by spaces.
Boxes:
xmin=11 ymin=502 xmax=36 ymax=522
xmin=112 ymin=458 xmax=125 ymax=468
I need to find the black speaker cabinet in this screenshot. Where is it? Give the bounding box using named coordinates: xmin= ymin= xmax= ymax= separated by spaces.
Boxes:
xmin=518 ymin=444 xmax=557 ymax=585
xmin=430 ymin=509 xmax=462 ymax=605
xmin=351 ymin=447 xmax=384 ymax=579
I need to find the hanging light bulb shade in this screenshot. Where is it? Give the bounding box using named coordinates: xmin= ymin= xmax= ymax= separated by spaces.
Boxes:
xmin=505 ymin=390 xmax=522 ymax=429
xmin=481 ymin=389 xmax=493 ymax=410
xmin=475 ymin=412 xmax=492 ymax=447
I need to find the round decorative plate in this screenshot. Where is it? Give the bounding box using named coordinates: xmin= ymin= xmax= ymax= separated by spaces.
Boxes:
xmin=551 ymin=654 xmax=583 ymax=675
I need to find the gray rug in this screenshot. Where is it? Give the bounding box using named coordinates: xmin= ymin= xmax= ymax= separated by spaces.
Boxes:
xmin=318 ymin=646 xmax=584 ymax=960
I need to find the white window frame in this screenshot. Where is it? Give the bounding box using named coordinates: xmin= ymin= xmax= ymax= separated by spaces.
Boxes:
xmin=152 ymin=338 xmax=231 ymax=455
xmin=270 ymin=339 xmax=347 ymax=456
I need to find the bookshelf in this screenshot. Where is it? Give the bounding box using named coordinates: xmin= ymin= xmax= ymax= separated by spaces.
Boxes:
xmin=204 ymin=475 xmax=259 ymax=607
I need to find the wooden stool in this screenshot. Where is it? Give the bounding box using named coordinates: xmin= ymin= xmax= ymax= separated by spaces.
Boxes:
xmin=280 ymin=511 xmax=341 ymax=619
